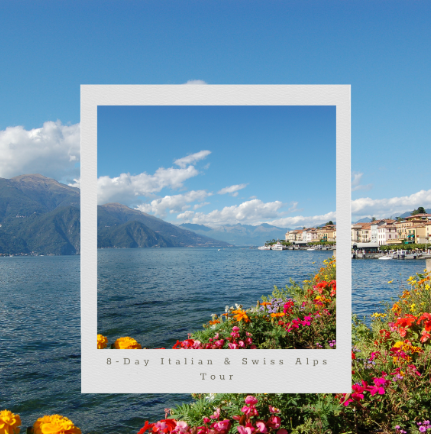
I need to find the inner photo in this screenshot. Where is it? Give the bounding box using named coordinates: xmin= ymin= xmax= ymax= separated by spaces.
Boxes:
xmin=96 ymin=105 xmax=336 ymax=350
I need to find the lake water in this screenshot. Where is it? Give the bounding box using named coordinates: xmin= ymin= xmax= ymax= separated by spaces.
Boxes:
xmin=1 ymin=248 xmax=427 ymax=433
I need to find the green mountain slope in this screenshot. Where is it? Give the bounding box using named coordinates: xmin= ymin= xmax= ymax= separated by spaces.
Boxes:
xmin=0 ymin=175 xmax=231 ymax=254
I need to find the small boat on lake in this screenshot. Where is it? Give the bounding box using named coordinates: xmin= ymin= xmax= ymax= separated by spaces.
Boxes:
xmin=258 ymin=245 xmax=271 ymax=250
xmin=271 ymin=243 xmax=287 ymax=250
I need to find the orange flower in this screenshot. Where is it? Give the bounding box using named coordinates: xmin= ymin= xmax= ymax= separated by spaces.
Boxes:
xmin=232 ymin=309 xmax=250 ymax=323
xmin=209 ymin=319 xmax=220 ymax=325
xmin=270 ymin=313 xmax=285 ymax=318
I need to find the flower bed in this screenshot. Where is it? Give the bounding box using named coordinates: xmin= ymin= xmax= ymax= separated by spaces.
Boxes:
xmin=98 ymin=258 xmax=336 ymax=350
xmin=6 ymin=261 xmax=431 ymax=433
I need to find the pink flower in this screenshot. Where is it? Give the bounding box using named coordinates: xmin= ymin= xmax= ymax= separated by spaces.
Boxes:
xmin=203 ymin=417 xmax=211 ymax=424
xmin=210 ymin=408 xmax=221 ymax=420
xmin=367 ymin=377 xmax=388 ymax=396
xmin=369 ymin=351 xmax=380 ymax=361
xmin=239 ymin=341 xmax=245 ymax=348
xmin=268 ymin=406 xmax=280 ymax=414
xmin=241 ymin=406 xmax=259 ymax=417
xmin=232 ymin=326 xmax=240 ymax=332
xmin=245 ymin=338 xmax=253 ymax=345
xmin=228 ymin=342 xmax=239 ymax=349
xmin=237 ymin=426 xmax=255 ymax=434
xmin=212 ymin=420 xmax=231 ymax=434
xmin=255 ymin=421 xmax=267 ymax=433
xmin=245 ymin=396 xmax=258 ymax=405
xmin=174 ymin=421 xmax=189 ymax=433
xmin=267 ymin=416 xmax=281 ymax=429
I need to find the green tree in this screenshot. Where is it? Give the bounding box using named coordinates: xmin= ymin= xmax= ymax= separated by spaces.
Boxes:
xmin=412 ymin=206 xmax=426 ymax=215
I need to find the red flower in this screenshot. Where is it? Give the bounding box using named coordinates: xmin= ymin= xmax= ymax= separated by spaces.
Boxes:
xmin=396 ymin=315 xmax=417 ymax=329
xmin=138 ymin=421 xmax=155 ymax=434
xmin=153 ymin=420 xmax=177 ymax=433
xmin=417 ymin=313 xmax=431 ymax=332
xmin=267 ymin=416 xmax=281 ymax=430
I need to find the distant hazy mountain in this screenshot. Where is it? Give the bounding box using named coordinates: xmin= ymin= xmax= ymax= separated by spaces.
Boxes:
xmin=179 ymin=222 xmax=290 ymax=246
xmin=98 ymin=203 xmax=230 ymax=249
xmin=398 ymin=209 xmax=431 ymax=218
xmin=353 ymin=209 xmax=431 ymax=224
xmin=352 ymin=217 xmax=372 ymax=224
xmin=0 ymin=174 xmax=230 ymax=255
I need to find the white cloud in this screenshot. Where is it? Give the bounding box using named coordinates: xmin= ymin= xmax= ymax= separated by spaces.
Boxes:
xmin=177 ymin=199 xmax=283 ymax=226
xmin=135 ymin=190 xmax=212 ymax=218
xmin=287 ymin=201 xmax=300 ymax=213
xmin=193 ymin=202 xmax=210 ymax=210
xmin=174 ymin=150 xmax=211 ymax=168
xmin=352 ymin=171 xmax=373 ymax=192
xmin=183 ymin=80 xmax=208 ymax=85
xmin=218 ymin=183 xmax=248 ymax=197
xmin=0 ymin=121 xmax=80 ymax=182
xmin=68 ymin=178 xmax=80 ymax=188
xmin=97 ymin=166 xmax=200 ymax=205
xmin=352 ymin=189 xmax=431 ymax=219
xmin=269 ymin=211 xmax=337 ymax=228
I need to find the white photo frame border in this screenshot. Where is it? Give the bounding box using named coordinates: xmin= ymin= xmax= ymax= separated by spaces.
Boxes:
xmin=81 ymin=85 xmax=351 ymax=393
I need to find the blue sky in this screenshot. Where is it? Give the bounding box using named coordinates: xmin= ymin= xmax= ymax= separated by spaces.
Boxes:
xmin=0 ymin=1 xmax=430 ymax=223
xmin=97 ymin=106 xmax=335 ymax=227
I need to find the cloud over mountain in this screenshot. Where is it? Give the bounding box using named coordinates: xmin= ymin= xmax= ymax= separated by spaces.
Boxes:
xmin=97 ymin=166 xmax=200 ymax=205
xmin=351 ymin=189 xmax=431 ymax=218
xmin=135 ymin=190 xmax=212 ymax=218
xmin=177 ymin=198 xmax=284 ymax=226
xmin=0 ymin=121 xmax=80 ymax=183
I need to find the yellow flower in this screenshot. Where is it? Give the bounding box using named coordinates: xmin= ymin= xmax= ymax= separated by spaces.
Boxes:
xmin=426 ymin=285 xmax=430 ymax=291
xmin=114 ymin=337 xmax=142 ymax=349
xmin=97 ymin=334 xmax=108 ymax=349
xmin=0 ymin=410 xmax=21 ymax=434
xmin=33 ymin=415 xmax=81 ymax=434
xmin=410 ymin=304 xmax=416 ymax=312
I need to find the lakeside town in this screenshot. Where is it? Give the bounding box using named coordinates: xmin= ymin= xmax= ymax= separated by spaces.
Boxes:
xmin=261 ymin=211 xmax=431 ymax=258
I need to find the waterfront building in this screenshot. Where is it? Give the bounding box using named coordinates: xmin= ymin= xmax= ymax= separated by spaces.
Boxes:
xmin=351 ymin=224 xmax=363 ymax=243
xmin=425 ymin=222 xmax=431 ymax=244
xmin=377 ymin=222 xmax=399 ymax=246
xmin=305 ymin=228 xmax=318 ymax=243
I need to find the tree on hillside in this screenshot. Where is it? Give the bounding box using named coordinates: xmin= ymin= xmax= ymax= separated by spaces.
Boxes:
xmin=371 ymin=217 xmax=376 ymax=222
xmin=325 ymin=221 xmax=334 ymax=226
xmin=412 ymin=207 xmax=426 ymax=215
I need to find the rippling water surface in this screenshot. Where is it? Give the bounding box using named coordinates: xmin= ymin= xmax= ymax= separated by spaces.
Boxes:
xmin=0 ymin=249 xmax=427 ymax=433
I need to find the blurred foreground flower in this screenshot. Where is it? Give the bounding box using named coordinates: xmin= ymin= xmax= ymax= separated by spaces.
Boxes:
xmin=97 ymin=334 xmax=108 ymax=349
xmin=0 ymin=410 xmax=21 ymax=434
xmin=33 ymin=415 xmax=81 ymax=434
xmin=114 ymin=337 xmax=142 ymax=349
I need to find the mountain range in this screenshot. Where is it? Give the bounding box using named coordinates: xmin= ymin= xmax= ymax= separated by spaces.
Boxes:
xmin=0 ymin=174 xmax=230 ymax=255
xmin=353 ymin=209 xmax=430 ymax=224
xmin=178 ymin=222 xmax=290 ymax=246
